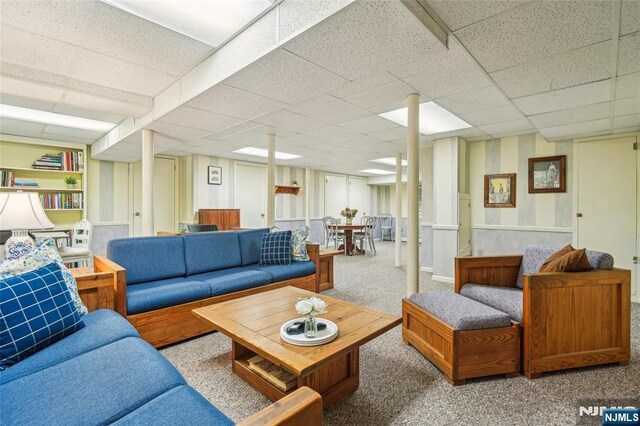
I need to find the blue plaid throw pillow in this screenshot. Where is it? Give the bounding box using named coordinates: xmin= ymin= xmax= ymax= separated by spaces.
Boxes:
xmin=259 ymin=230 xmax=292 ymax=265
xmin=0 ymin=262 xmax=85 ymax=369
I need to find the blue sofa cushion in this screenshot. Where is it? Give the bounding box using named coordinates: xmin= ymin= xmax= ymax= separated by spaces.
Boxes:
xmin=238 ymin=228 xmax=269 ymax=266
xmin=127 ymin=277 xmax=212 ymax=315
xmin=191 ymin=267 xmax=272 ymax=296
xmin=112 ymin=385 xmax=234 ymax=426
xmin=460 ymin=284 xmax=523 ymax=323
xmin=108 ymin=236 xmax=186 ymax=285
xmin=248 ymin=260 xmax=316 ymax=282
xmin=0 ymin=309 xmax=138 ymax=385
xmin=183 ymin=232 xmax=242 ymax=275
xmin=0 ymin=337 xmax=186 ymax=425
xmin=1 ymin=263 xmax=84 ymax=369
xmin=259 ymin=230 xmax=292 ymax=265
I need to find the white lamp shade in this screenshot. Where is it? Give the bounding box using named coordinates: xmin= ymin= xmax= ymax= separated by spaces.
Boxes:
xmin=0 ymin=191 xmax=54 ymax=230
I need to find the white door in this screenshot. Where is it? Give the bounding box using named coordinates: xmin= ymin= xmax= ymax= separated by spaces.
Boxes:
xmin=348 ymin=176 xmax=368 ymax=218
xmin=324 ymin=174 xmax=348 ymax=219
xmin=132 ymin=157 xmax=177 ymax=236
xmin=458 ymin=193 xmax=471 ymax=256
xmin=576 ymin=137 xmax=638 ymax=301
xmin=235 ymin=163 xmax=266 ymax=228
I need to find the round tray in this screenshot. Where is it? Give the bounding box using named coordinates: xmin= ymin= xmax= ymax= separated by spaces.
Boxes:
xmin=280 ymin=318 xmax=339 ymax=346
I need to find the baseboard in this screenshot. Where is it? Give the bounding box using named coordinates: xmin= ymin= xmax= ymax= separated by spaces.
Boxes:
xmin=431 ymin=274 xmax=454 ymax=284
xmin=420 ymin=266 xmax=433 ymax=273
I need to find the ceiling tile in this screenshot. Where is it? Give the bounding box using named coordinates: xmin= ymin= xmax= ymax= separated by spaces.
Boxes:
xmin=328 ymin=72 xmax=397 ymax=99
xmin=614 ymin=97 xmax=640 ymax=116
xmin=42 ymin=125 xmax=104 ymax=140
xmin=301 ymin=125 xmax=359 ymax=141
xmin=401 ymin=58 xmax=492 ymax=99
xmin=386 ymin=40 xmax=467 ymax=79
xmin=528 ymin=101 xmax=610 ymax=128
xmin=341 ymin=78 xmax=418 ymax=111
xmin=617 ymin=33 xmax=640 ymax=76
xmin=60 ymin=92 xmax=145 ymax=119
xmin=338 ymin=115 xmax=399 ymax=133
xmin=478 ymin=118 xmax=534 ymax=135
xmin=613 ymin=113 xmax=640 ymax=129
xmin=40 ymin=132 xmax=95 ymax=144
xmin=283 ymin=0 xmax=446 ymax=80
xmin=253 ymin=110 xmax=328 ymax=134
xmin=455 ymin=1 xmax=612 ymax=73
xmin=0 ymin=76 xmax=65 ymax=104
xmin=458 ymin=104 xmax=525 ymax=126
xmin=538 ymin=118 xmax=610 ymax=139
xmin=436 ymin=86 xmax=510 ymax=114
xmin=615 ymin=73 xmax=640 ymax=100
xmin=286 ymin=96 xmax=370 ymax=124
xmin=0 ymin=117 xmax=45 ymax=136
xmin=367 ymin=126 xmax=408 ymax=141
xmin=513 ymin=79 xmax=611 ymax=115
xmin=490 ymin=41 xmax=611 ymax=98
xmin=0 ymin=93 xmax=57 ymax=112
xmin=425 ymin=0 xmax=530 ymax=32
xmin=240 ymin=124 xmax=299 ymax=139
xmin=187 ymin=84 xmax=287 ymax=121
xmin=159 ymin=106 xmax=242 ymax=133
xmin=224 ymin=49 xmax=347 ymax=104
xmin=0 ymin=27 xmax=75 ymax=77
xmin=620 ymin=0 xmax=640 ymax=36
xmin=147 ymin=121 xmax=212 ymax=142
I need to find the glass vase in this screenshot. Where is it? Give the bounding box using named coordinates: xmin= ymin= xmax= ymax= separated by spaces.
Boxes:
xmin=304 ymin=316 xmax=317 ymax=338
xmin=346 ymin=217 xmax=353 ymax=225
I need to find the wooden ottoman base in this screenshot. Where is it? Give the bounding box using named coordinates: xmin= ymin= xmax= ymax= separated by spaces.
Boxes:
xmin=402 ymin=299 xmax=520 ymax=385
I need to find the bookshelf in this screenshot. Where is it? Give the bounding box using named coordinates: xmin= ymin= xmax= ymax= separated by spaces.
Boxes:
xmin=0 ymin=138 xmax=87 ymax=230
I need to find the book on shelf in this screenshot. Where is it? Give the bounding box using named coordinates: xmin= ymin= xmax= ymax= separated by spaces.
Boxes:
xmin=247 ymin=355 xmax=297 ymax=392
xmin=1 ymin=170 xmax=16 ymax=187
xmin=39 ymin=192 xmax=84 ymax=209
xmin=30 ymin=151 xmax=84 ymax=172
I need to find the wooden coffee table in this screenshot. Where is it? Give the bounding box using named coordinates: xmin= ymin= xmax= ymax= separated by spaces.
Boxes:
xmin=192 ymin=286 xmax=401 ymax=407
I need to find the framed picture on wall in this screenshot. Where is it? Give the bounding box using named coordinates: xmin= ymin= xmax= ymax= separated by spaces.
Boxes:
xmin=484 ymin=173 xmax=516 ymax=208
xmin=528 ymin=155 xmax=566 ymax=193
xmin=208 ymin=166 xmax=222 ymax=185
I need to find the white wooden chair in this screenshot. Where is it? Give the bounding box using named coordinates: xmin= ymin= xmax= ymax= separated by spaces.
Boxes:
xmin=380 ymin=214 xmax=395 ymax=241
xmin=59 ymin=219 xmax=93 ymax=267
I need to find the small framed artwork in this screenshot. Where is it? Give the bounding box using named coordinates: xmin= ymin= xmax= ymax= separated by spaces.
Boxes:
xmin=208 ymin=166 xmax=222 ymax=185
xmin=484 ymin=173 xmax=516 ymax=208
xmin=528 ymin=155 xmax=566 ymax=193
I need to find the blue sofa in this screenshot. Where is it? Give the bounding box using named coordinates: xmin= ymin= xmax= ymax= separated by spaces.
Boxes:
xmin=95 ymin=229 xmax=320 ymax=347
xmin=0 ymin=309 xmax=322 ymax=425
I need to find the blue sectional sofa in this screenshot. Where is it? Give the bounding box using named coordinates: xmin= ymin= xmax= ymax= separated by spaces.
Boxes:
xmin=0 ymin=309 xmax=322 ymax=425
xmin=95 ymin=229 xmax=320 ymax=347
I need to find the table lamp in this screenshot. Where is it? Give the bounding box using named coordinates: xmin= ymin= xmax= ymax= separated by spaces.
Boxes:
xmin=0 ymin=191 xmax=54 ymax=259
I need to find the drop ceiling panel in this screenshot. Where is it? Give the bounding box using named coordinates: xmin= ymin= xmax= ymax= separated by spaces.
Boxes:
xmin=286 ymin=96 xmax=370 ymax=124
xmin=436 ymin=85 xmax=510 ymax=114
xmin=614 ymin=97 xmax=640 ymax=116
xmin=386 ymin=40 xmax=466 ymax=79
xmin=328 ymin=72 xmax=397 ymax=99
xmin=490 ymin=41 xmax=611 ymax=98
xmin=338 ymin=115 xmax=398 ymax=133
xmin=528 ymin=101 xmax=610 ymax=128
xmin=0 ymin=76 xmax=65 ymax=104
xmin=613 ymin=114 xmax=640 ymax=129
xmin=455 ymin=1 xmax=612 ymax=73
xmin=513 ymin=79 xmax=611 ymax=115
xmin=0 ymin=28 xmax=76 ymax=76
xmin=147 ymin=121 xmax=212 ymax=141
xmin=187 ymin=84 xmax=287 ymax=121
xmin=425 ymin=0 xmax=530 ymax=32
xmin=478 ymin=118 xmax=534 ymax=136
xmin=0 ymin=93 xmax=57 ymax=112
xmin=342 ymin=79 xmax=418 ymax=111
xmin=40 ymin=132 xmax=95 ymax=144
xmin=458 ymin=104 xmax=525 ymax=126
xmin=0 ymin=117 xmax=46 ymax=136
xmin=367 ymin=126 xmax=408 ymax=141
xmin=538 ymin=118 xmax=610 ymax=139
xmin=617 ymin=33 xmax=640 ymax=76
xmin=159 ymin=106 xmax=242 ymax=133
xmin=254 ymin=110 xmax=328 ymax=134
xmin=223 ymin=49 xmax=347 ymax=104
xmin=401 ymin=59 xmax=491 ymax=100
xmin=239 ymin=124 xmax=299 ymax=139
xmin=283 ymin=0 xmax=446 ymax=80
xmin=59 ymin=92 xmax=142 ymax=120
xmin=620 ymin=0 xmax=640 ymax=36
xmin=615 ymin=73 xmax=640 ymax=100
xmin=42 ymin=125 xmax=104 ymax=140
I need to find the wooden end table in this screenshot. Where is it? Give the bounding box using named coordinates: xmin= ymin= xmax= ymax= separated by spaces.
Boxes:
xmin=192 ymin=286 xmax=400 ymax=407
xmin=318 ymin=249 xmax=342 ymax=292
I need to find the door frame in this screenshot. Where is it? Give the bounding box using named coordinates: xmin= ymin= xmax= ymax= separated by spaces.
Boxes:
xmin=572 ymin=133 xmax=639 ymax=303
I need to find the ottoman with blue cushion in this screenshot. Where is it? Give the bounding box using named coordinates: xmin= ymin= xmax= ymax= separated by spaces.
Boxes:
xmin=402 ymin=292 xmax=520 ymax=385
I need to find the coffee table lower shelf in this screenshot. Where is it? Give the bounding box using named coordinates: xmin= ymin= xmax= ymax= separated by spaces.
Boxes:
xmin=231 ymin=340 xmax=360 ymax=407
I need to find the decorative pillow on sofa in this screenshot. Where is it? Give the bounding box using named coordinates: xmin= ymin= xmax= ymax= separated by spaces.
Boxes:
xmin=0 ymin=238 xmax=87 ymax=316
xmin=0 ymin=262 xmax=85 ymax=369
xmin=539 ymin=244 xmax=574 ymax=271
xmin=269 ymin=226 xmax=310 ymax=262
xmin=259 ymin=231 xmax=292 ymax=265
xmin=539 ymin=248 xmax=594 ymax=273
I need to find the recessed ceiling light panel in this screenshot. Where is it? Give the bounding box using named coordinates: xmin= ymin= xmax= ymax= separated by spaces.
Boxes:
xmin=0 ymin=104 xmax=116 ymax=132
xmin=371 ymin=157 xmax=408 ymax=167
xmin=379 ymin=101 xmax=471 ymax=135
xmin=358 ymin=169 xmax=395 ymax=175
xmin=233 ymin=147 xmax=301 ymax=160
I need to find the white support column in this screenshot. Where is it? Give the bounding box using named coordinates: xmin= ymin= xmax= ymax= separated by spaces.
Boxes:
xmin=267 ymin=134 xmax=276 ymax=228
xmin=142 ymin=129 xmax=154 ymax=236
xmin=305 ymin=167 xmax=311 ymax=227
xmin=407 ymin=93 xmax=420 ymax=296
xmin=395 ymin=153 xmax=403 ymax=268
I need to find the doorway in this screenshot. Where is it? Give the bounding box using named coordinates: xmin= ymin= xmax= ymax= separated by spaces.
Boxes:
xmin=324 ymin=174 xmax=348 ymax=219
xmin=234 ymin=162 xmax=266 ymax=228
xmin=132 ymin=156 xmax=178 ymax=236
xmin=575 ymin=136 xmax=638 ymax=302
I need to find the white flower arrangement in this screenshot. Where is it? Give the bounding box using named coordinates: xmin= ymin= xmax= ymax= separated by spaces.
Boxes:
xmin=295 ymin=296 xmax=328 ymax=318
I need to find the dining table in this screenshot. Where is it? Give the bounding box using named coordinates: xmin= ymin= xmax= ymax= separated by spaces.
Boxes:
xmin=333 ymin=223 xmax=372 ymax=255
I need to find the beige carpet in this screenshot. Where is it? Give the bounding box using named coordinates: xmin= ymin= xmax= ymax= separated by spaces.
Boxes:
xmin=161 ymin=242 xmax=640 ymax=425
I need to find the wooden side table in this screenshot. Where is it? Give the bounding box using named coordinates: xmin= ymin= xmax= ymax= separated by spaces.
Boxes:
xmin=318 ymin=249 xmax=342 ymax=292
xmin=71 ymin=268 xmax=115 ymax=312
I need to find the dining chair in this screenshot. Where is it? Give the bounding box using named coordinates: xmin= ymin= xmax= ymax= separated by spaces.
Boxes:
xmin=58 ymin=219 xmax=93 ymax=267
xmin=187 ymin=224 xmax=219 ymax=233
xmin=323 ymin=216 xmax=346 ymax=254
xmin=380 ymin=214 xmax=395 ymax=241
xmin=355 ymin=216 xmax=377 ymax=255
